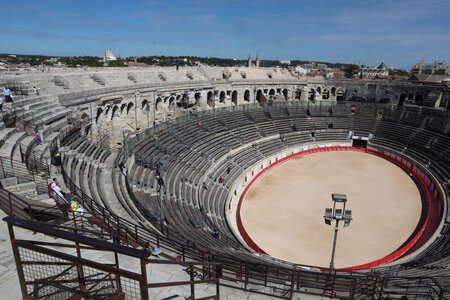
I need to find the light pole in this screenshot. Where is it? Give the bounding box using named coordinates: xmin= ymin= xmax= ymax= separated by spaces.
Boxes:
xmin=156 ymin=163 xmax=165 ymax=233
xmin=323 ymin=193 xmax=352 ymax=273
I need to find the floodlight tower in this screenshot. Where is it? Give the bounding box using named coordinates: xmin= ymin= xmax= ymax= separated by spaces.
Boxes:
xmin=323 ymin=193 xmax=352 ymax=273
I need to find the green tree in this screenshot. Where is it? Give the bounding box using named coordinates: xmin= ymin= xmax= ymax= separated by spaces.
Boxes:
xmin=389 ymin=69 xmax=409 ymax=76
xmin=343 ymin=65 xmax=358 ymax=78
xmin=107 ymin=59 xmax=127 ymax=67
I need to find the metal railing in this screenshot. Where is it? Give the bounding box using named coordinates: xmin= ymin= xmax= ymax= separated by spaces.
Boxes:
xmin=5 ymin=216 xmax=221 ymax=300
xmin=19 ymin=142 xmax=50 ymax=179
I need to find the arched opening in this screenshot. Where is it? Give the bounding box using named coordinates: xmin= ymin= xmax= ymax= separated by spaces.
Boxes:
xmin=96 ymin=107 xmax=103 ymax=123
xmin=127 ymin=102 xmax=134 ymax=114
xmin=282 ymin=89 xmax=289 ymax=100
xmin=156 ymin=97 xmax=163 ymax=110
xmin=295 ymin=89 xmax=302 ymax=100
xmin=331 ymin=87 xmax=336 ymax=96
xmin=256 ymin=89 xmax=264 ymax=103
xmin=232 ymin=90 xmax=238 ymax=105
xmin=415 ymin=93 xmax=423 ymax=104
xmin=182 ymin=93 xmax=189 ymax=108
xmin=399 ymin=93 xmax=407 ymax=106
xmin=194 ymin=92 xmax=201 ymax=105
xmin=308 ymin=89 xmax=315 ymax=101
xmin=207 ymin=91 xmax=214 ymax=108
xmin=244 ymin=90 xmax=250 ymax=102
xmin=336 ymin=89 xmax=345 ymax=101
xmin=316 ymin=87 xmax=322 ymax=94
xmin=169 ymin=96 xmax=175 ymax=107
xmin=269 ymin=89 xmax=276 ymax=99
xmin=120 ymin=103 xmax=127 ymax=113
xmin=111 ymin=105 xmax=119 ymax=120
xmin=219 ymin=91 xmax=226 ymax=102
xmin=141 ymin=99 xmax=148 ymax=109
xmin=322 ymin=88 xmax=330 ymax=100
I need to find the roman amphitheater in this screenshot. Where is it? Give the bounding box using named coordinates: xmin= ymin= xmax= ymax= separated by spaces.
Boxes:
xmin=0 ymin=66 xmax=448 ymax=299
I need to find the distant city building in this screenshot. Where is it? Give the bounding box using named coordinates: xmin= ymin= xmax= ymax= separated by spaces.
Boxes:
xmin=102 ymin=49 xmax=117 ymax=62
xmin=280 ymin=60 xmax=291 ymax=65
xmin=294 ymin=65 xmax=307 ymax=75
xmin=317 ymin=63 xmax=328 ymax=70
xmin=359 ymin=62 xmax=389 ymax=77
xmin=410 ymin=61 xmax=449 ymax=75
xmin=247 ymin=50 xmax=260 ymax=68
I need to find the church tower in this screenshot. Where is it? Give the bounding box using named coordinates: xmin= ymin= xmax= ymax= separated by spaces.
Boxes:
xmin=248 ymin=50 xmax=252 ymax=68
xmin=256 ymin=50 xmax=260 ymax=68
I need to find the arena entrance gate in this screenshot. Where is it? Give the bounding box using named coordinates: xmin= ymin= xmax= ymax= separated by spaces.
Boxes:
xmin=352 ymin=137 xmax=368 ymax=148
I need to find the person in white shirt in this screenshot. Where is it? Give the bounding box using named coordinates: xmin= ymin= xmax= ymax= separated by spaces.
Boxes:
xmin=3 ymin=87 xmax=12 ymax=103
xmin=50 ymin=178 xmax=65 ymax=199
xmin=0 ymin=96 xmax=3 ymax=112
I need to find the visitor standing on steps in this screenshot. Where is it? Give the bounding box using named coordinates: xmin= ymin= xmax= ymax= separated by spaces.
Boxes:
xmin=3 ymin=87 xmax=12 ymax=103
xmin=53 ymin=153 xmax=62 ymax=174
xmin=33 ymin=128 xmax=42 ymax=145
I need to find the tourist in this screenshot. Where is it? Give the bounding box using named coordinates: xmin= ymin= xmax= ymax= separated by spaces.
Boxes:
xmin=202 ymin=182 xmax=208 ymax=190
xmin=3 ymin=87 xmax=12 ymax=103
xmin=33 ymin=86 xmax=40 ymax=95
xmin=70 ymin=198 xmax=85 ymax=216
xmin=142 ymin=242 xmax=154 ymax=253
xmin=211 ymin=231 xmax=221 ymax=239
xmin=226 ymin=166 xmax=231 ymax=174
xmin=218 ymin=176 xmax=224 ymax=184
xmin=33 ymin=129 xmax=42 ymax=145
xmin=53 ymin=153 xmax=62 ymax=175
xmin=142 ymin=242 xmax=162 ymax=256
xmin=50 ymin=178 xmax=65 ymax=199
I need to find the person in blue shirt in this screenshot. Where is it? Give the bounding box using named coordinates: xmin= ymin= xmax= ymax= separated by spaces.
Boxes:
xmin=142 ymin=242 xmax=162 ymax=256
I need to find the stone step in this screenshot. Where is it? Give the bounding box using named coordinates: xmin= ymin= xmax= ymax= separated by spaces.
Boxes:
xmin=0 ymin=128 xmax=17 ymax=150
xmin=0 ymin=131 xmax=27 ymax=159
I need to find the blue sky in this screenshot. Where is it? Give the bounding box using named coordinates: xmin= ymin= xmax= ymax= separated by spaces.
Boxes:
xmin=1 ymin=0 xmax=449 ymax=69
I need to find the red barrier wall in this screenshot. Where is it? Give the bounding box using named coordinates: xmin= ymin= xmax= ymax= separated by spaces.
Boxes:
xmin=236 ymin=146 xmax=443 ymax=270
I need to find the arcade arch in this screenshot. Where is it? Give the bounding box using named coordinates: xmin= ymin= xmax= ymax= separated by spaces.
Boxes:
xmin=232 ymin=90 xmax=238 ymax=105
xmin=308 ymin=89 xmax=315 ymax=101
xmin=127 ymin=102 xmax=134 ymax=114
xmin=194 ymin=92 xmax=201 ymax=105
xmin=156 ymin=97 xmax=163 ymax=110
xmin=256 ymin=89 xmax=264 ymax=103
xmin=282 ymin=88 xmax=289 ymax=100
xmin=111 ymin=105 xmax=119 ymax=120
xmin=336 ymin=89 xmax=345 ymax=101
xmin=244 ymin=90 xmax=250 ymax=102
xmin=207 ymin=91 xmax=214 ymax=107
xmin=219 ymin=91 xmax=226 ymax=102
